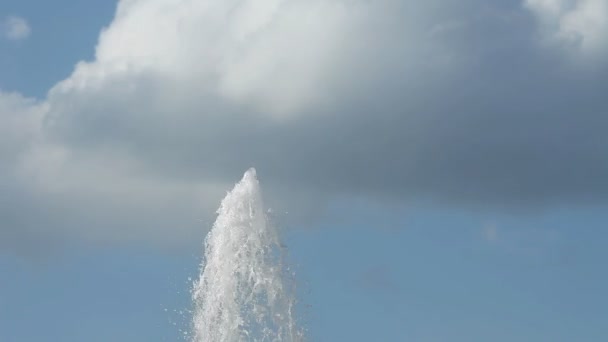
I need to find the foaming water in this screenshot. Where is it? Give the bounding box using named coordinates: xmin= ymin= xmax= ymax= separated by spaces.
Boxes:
xmin=191 ymin=168 xmax=303 ymax=342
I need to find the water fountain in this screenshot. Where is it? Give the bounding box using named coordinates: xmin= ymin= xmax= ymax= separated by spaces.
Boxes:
xmin=191 ymin=168 xmax=303 ymax=342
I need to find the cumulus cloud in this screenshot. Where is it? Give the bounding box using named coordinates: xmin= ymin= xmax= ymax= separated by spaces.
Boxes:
xmin=2 ymin=16 xmax=31 ymax=41
xmin=1 ymin=0 xmax=608 ymax=251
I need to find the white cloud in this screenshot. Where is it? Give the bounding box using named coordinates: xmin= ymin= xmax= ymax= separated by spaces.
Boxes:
xmin=525 ymin=0 xmax=608 ymax=59
xmin=2 ymin=16 xmax=31 ymax=41
xmin=1 ymin=0 xmax=607 ymax=251
xmin=54 ymin=0 xmax=457 ymax=118
xmin=73 ymin=0 xmax=350 ymax=116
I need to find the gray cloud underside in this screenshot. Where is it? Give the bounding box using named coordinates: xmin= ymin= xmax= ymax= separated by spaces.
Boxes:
xmin=1 ymin=0 xmax=607 ymax=249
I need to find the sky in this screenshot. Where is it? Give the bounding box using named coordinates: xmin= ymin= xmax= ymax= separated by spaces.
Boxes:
xmin=0 ymin=0 xmax=607 ymax=341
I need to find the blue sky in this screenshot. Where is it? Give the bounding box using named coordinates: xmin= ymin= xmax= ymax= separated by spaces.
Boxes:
xmin=1 ymin=0 xmax=608 ymax=341
xmin=0 ymin=0 xmax=115 ymax=97
xmin=2 ymin=203 xmax=608 ymax=341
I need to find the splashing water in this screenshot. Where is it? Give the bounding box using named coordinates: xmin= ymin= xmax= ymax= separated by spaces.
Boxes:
xmin=191 ymin=168 xmax=303 ymax=342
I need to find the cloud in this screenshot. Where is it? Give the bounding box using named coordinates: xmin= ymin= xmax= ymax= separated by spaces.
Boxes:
xmin=1 ymin=0 xmax=608 ymax=251
xmin=525 ymin=0 xmax=608 ymax=60
xmin=2 ymin=16 xmax=31 ymax=41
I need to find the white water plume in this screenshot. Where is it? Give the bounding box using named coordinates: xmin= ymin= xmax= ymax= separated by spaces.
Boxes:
xmin=191 ymin=168 xmax=303 ymax=342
